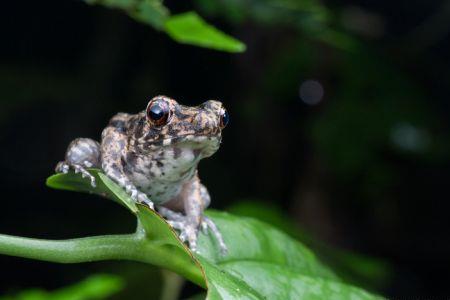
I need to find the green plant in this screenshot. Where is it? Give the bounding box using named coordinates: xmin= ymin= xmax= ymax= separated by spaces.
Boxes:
xmin=0 ymin=170 xmax=382 ymax=299
xmin=0 ymin=274 xmax=124 ymax=300
xmin=84 ymin=0 xmax=246 ymax=53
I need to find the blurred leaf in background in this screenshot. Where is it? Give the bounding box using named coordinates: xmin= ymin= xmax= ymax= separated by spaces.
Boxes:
xmin=165 ymin=12 xmax=246 ymax=53
xmin=194 ymin=0 xmax=358 ymax=51
xmin=85 ymin=0 xmax=246 ymax=52
xmin=0 ymin=274 xmax=124 ymax=300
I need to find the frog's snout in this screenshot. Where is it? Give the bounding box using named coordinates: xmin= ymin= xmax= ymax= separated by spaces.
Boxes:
xmin=193 ymin=110 xmax=220 ymax=133
xmin=199 ymin=100 xmax=227 ymax=130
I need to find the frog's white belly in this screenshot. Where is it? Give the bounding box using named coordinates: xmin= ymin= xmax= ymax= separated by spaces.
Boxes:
xmin=126 ymin=147 xmax=201 ymax=204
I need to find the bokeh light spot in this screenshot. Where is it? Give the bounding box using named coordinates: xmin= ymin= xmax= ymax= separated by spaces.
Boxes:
xmin=390 ymin=122 xmax=430 ymax=153
xmin=299 ymin=80 xmax=324 ymax=105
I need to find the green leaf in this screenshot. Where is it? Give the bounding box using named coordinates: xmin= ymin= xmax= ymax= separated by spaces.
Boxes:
xmin=83 ymin=2 xmax=246 ymax=52
xmin=84 ymin=0 xmax=169 ymax=29
xmin=0 ymin=274 xmax=124 ymax=300
xmin=228 ymin=200 xmax=392 ymax=290
xmin=44 ymin=171 xmax=383 ymax=299
xmin=164 ymin=12 xmax=246 ymax=53
xmin=46 ymin=169 xmax=137 ymax=213
xmin=197 ymin=212 xmax=383 ymax=299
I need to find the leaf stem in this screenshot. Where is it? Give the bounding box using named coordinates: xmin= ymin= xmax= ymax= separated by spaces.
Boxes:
xmin=160 ymin=270 xmax=185 ymax=300
xmin=0 ymin=233 xmax=205 ymax=288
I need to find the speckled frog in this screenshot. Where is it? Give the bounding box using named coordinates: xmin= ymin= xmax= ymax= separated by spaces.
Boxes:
xmin=56 ymin=96 xmax=229 ymax=253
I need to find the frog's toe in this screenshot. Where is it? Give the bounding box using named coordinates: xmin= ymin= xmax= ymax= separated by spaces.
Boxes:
xmin=56 ymin=162 xmax=96 ymax=187
xmin=73 ymin=164 xmax=96 ymax=188
xmin=200 ymin=219 xmax=209 ymax=234
xmin=158 ymin=207 xmax=184 ymax=221
xmin=202 ymin=216 xmax=228 ymax=255
xmin=124 ymin=186 xmax=154 ymax=210
xmin=167 ymin=220 xmax=182 ymax=230
xmin=183 ymin=226 xmax=198 ymax=252
xmin=55 ymin=161 xmax=69 ymax=174
xmin=136 ymin=192 xmax=154 ymax=210
xmin=167 ymin=219 xmax=199 ymax=252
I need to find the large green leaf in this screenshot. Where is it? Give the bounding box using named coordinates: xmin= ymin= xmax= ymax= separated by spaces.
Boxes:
xmin=228 ymin=201 xmax=392 ymax=290
xmin=46 ymin=171 xmax=382 ymax=299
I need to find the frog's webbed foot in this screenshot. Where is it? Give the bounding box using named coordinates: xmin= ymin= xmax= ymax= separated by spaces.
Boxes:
xmin=158 ymin=207 xmax=228 ymax=254
xmin=55 ymin=161 xmax=97 ymax=188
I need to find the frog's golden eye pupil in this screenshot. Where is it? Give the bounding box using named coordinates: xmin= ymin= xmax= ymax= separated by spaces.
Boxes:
xmin=146 ymin=100 xmax=170 ymax=126
xmin=220 ymin=110 xmax=229 ymax=128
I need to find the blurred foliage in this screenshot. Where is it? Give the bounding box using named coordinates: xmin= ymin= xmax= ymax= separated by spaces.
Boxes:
xmin=85 ymin=0 xmax=169 ymax=29
xmin=0 ymin=274 xmax=124 ymax=300
xmin=84 ymin=0 xmax=245 ymax=52
xmin=310 ymin=50 xmax=447 ymax=179
xmin=195 ymin=0 xmax=359 ymax=50
xmin=228 ymin=200 xmax=391 ymax=291
xmin=165 ymin=12 xmax=246 ymax=53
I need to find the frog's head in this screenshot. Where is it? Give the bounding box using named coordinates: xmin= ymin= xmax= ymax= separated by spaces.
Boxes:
xmin=133 ymin=96 xmax=228 ymax=158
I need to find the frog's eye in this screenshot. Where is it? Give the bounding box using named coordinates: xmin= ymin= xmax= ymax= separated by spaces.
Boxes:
xmin=219 ymin=109 xmax=229 ymax=128
xmin=146 ymin=99 xmax=172 ymax=126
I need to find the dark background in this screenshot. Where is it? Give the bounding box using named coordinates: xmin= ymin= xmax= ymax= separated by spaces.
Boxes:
xmin=0 ymin=0 xmax=449 ymax=298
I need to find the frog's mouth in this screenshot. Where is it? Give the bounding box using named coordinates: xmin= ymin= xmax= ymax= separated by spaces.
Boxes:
xmin=142 ymin=132 xmax=219 ymax=149
xmin=161 ymin=134 xmax=220 ymax=146
xmin=157 ymin=134 xmax=221 ymax=158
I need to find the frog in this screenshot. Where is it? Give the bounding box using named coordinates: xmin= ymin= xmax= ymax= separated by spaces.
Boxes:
xmin=55 ymin=95 xmax=229 ymax=253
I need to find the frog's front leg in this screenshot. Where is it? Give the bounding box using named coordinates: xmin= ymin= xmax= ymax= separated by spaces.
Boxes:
xmin=55 ymin=138 xmax=100 ymax=187
xmin=160 ymin=176 xmax=227 ymax=254
xmin=101 ymin=118 xmax=154 ymax=210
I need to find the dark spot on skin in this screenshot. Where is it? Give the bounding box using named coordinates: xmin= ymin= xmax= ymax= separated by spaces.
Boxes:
xmin=109 ymin=120 xmax=126 ymax=133
xmin=168 ymin=126 xmax=181 ymax=136
xmin=126 ymin=152 xmax=138 ymax=165
xmin=193 ymin=149 xmax=202 ymax=157
xmin=134 ymin=118 xmax=145 ymax=139
xmin=121 ymin=157 xmax=134 ymax=175
xmin=173 ymin=147 xmax=182 ymax=159
xmin=171 ymin=137 xmax=182 ymax=144
xmin=156 ymin=161 xmax=164 ymax=168
xmin=149 ymin=139 xmax=164 ymax=147
xmin=103 ymin=135 xmax=113 ymax=146
xmin=174 ymin=107 xmax=191 ymax=120
xmin=110 ymin=165 xmax=122 ymax=179
xmin=161 ymin=172 xmax=165 ymax=176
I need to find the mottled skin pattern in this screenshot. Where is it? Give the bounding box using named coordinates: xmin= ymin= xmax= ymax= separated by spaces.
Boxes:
xmin=56 ymin=96 xmax=228 ymax=253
